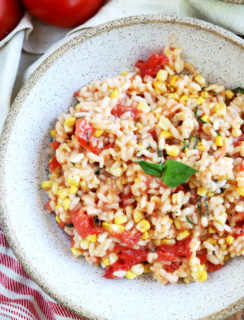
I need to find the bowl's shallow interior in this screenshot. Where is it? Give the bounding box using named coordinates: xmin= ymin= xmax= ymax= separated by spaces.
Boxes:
xmin=1 ymin=16 xmax=244 ymax=320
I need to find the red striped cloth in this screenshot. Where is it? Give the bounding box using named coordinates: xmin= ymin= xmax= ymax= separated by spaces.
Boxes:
xmin=0 ymin=225 xmax=84 ymax=320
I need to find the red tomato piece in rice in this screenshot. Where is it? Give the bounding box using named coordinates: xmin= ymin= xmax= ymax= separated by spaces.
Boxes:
xmin=75 ymin=118 xmax=100 ymax=154
xmin=135 ymin=53 xmax=169 ymax=78
xmin=157 ymin=237 xmax=192 ymax=262
xmin=113 ymin=231 xmax=141 ymax=246
xmin=48 ymin=156 xmax=60 ymax=172
xmin=50 ymin=140 xmax=61 ymax=150
xmin=111 ymin=103 xmax=139 ymax=119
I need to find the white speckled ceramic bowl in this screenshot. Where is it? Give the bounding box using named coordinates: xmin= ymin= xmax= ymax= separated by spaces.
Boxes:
xmin=0 ymin=15 xmax=244 ymax=320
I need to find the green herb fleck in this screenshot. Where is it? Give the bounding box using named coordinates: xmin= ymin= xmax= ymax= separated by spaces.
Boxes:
xmin=86 ymin=129 xmax=90 ymax=141
xmin=204 ymin=198 xmax=209 ymax=217
xmin=66 ymin=224 xmax=74 ymax=228
xmin=190 ymin=135 xmax=198 ymax=149
xmin=182 ymin=140 xmax=189 ymax=152
xmin=137 ymin=160 xmax=197 ymax=188
xmin=233 ymin=87 xmax=244 ymax=94
xmin=195 ymin=106 xmax=207 ymax=124
xmin=71 ymin=162 xmax=76 ymax=166
xmin=158 ymin=150 xmax=162 ymax=157
xmin=146 ymin=146 xmax=151 ymax=151
xmin=186 ymin=216 xmax=194 ymax=225
xmin=197 ymin=195 xmax=202 ymax=216
xmin=95 ymin=169 xmax=101 ymax=175
xmin=77 ymin=116 xmax=86 ymax=119
xmin=208 ymin=90 xmax=218 ymax=95
xmin=215 ymin=131 xmax=221 ymax=136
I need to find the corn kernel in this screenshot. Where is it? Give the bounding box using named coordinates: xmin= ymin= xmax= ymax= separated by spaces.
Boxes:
xmin=110 ymin=224 xmax=125 ymax=233
xmin=150 ymin=196 xmax=161 ymax=204
xmin=87 ymin=234 xmax=97 ymax=242
xmin=80 ymin=180 xmax=88 ymax=190
xmin=80 ymin=239 xmax=89 ymax=250
xmin=189 ymin=181 xmax=195 ymax=189
xmin=201 ymin=91 xmax=208 ymax=99
xmin=209 ymin=227 xmax=215 ymax=233
xmin=115 ymin=215 xmax=128 ymax=225
xmin=232 ymin=128 xmax=242 ymax=138
xmin=166 ymin=145 xmax=179 ymax=157
xmin=109 ymin=253 xmax=118 ymax=264
xmin=158 ymin=117 xmax=171 ymax=130
xmin=176 ymin=230 xmax=190 ymax=241
xmin=197 ymin=187 xmax=207 ymax=196
xmin=142 ymin=232 xmax=149 ymax=240
xmin=214 ymin=103 xmax=226 ymax=116
xmin=64 ymin=117 xmax=76 ymax=127
xmin=169 ymin=75 xmax=178 ymax=87
xmin=121 ymin=179 xmax=127 ymax=184
xmin=159 ymin=130 xmax=172 ymax=139
xmin=41 ymin=181 xmax=54 ymax=190
xmin=133 ymin=209 xmax=145 ymax=223
xmin=121 ymin=72 xmax=128 ymax=76
xmin=215 ymin=136 xmax=224 ymax=147
xmin=226 ymin=235 xmax=234 ymax=245
xmin=207 ymin=238 xmax=217 ymax=245
xmin=94 ymin=129 xmax=104 ymax=137
xmin=237 ymin=188 xmax=244 ymax=196
xmin=201 ymin=115 xmax=209 ymax=123
xmin=71 ymin=247 xmax=83 ymax=258
xmin=168 ymin=218 xmax=173 ymax=224
xmin=103 ymin=257 xmax=110 ymax=266
xmin=197 ymin=97 xmax=205 ymax=105
xmin=190 ymin=94 xmax=199 ymax=99
xmin=198 ymin=269 xmax=208 ymax=282
xmin=70 ymin=186 xmax=78 ymax=194
xmin=110 ymin=167 xmax=123 ymax=177
xmin=225 ymin=90 xmax=234 ymax=99
xmin=161 ymin=238 xmax=176 ymax=245
xmin=136 ymin=219 xmax=150 ymax=232
xmin=50 ymin=129 xmax=57 ymax=138
xmin=207 ymin=192 xmax=214 ymax=197
xmin=156 ymin=69 xmax=168 ymax=82
xmin=67 ymin=174 xmax=80 ymax=187
xmin=152 ymin=239 xmax=161 ymax=246
xmin=224 ymin=254 xmax=230 ymax=261
xmin=131 ymin=264 xmax=144 ymax=275
xmin=102 ymin=222 xmax=111 ymax=230
xmin=154 ymin=80 xmax=166 ymax=93
xmin=137 ymin=102 xmax=150 ymax=113
xmin=110 ymin=89 xmax=119 ymax=98
xmin=174 ymin=219 xmax=181 ymax=230
xmin=155 ymin=112 xmax=161 ymax=120
xmin=76 ymin=103 xmax=81 ymax=110
xmin=56 ymin=216 xmax=61 ymax=224
xmin=63 ymin=198 xmax=71 ymax=211
xmin=197 ymin=142 xmax=206 ymax=152
xmin=179 ymin=95 xmax=189 ymax=105
xmin=126 ymin=270 xmax=137 ymax=280
xmin=144 ymin=264 xmax=152 ymax=273
xmin=168 ymin=93 xmax=179 ymax=100
xmin=57 ymin=188 xmax=69 ymax=199
xmin=194 ymin=74 xmax=206 ymax=86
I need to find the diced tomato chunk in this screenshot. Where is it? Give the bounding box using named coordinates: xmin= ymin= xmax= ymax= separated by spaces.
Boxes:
xmin=164 ymin=262 xmax=180 ymax=273
xmin=48 ymin=156 xmax=60 ymax=172
xmin=111 ymin=103 xmax=139 ymax=119
xmin=157 ymin=237 xmax=192 ymax=262
xmin=71 ymin=208 xmax=103 ymax=238
xmin=113 ymin=231 xmax=141 ymax=246
xmin=148 ymin=128 xmax=158 ymax=142
xmin=120 ymin=192 xmax=133 ymax=208
xmin=104 ymin=260 xmax=131 ymax=279
xmin=135 ymin=53 xmax=169 ymax=78
xmin=240 ymin=161 xmax=244 ymax=171
xmin=50 ymin=140 xmax=61 ymax=150
xmin=197 ymin=250 xmax=224 ymax=272
xmin=44 ymin=200 xmax=52 ymax=212
xmin=233 ymin=134 xmax=244 ymax=147
xmin=75 ymin=119 xmax=100 ymax=154
xmin=74 ymin=90 xmax=80 ymax=97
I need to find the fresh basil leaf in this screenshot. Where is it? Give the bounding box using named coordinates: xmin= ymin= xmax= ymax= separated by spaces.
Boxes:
xmin=137 ymin=161 xmax=163 ymax=177
xmin=162 ymin=160 xmax=197 ymax=187
xmin=233 ymin=87 xmax=244 ymax=94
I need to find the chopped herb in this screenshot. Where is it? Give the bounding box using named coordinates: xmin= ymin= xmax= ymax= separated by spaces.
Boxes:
xmin=182 ymin=140 xmax=189 ymax=152
xmin=71 ymin=162 xmax=76 ymax=166
xmin=204 ymin=198 xmax=209 ymax=217
xmin=158 ymin=150 xmax=162 ymax=157
xmin=146 ymin=146 xmax=151 ymax=151
xmin=77 ymin=116 xmax=86 ymax=119
xmin=86 ymin=129 xmax=90 ymax=141
xmin=208 ymin=90 xmax=218 ymax=95
xmin=197 ymin=195 xmax=202 ymax=216
xmin=151 ymin=248 xmax=157 ymax=252
xmin=93 ymin=215 xmax=100 ymax=226
xmin=66 ymin=224 xmax=74 ymax=228
xmin=233 ymin=87 xmax=244 ymax=94
xmin=190 ymin=134 xmax=198 ymax=149
xmin=202 ymin=86 xmax=209 ymax=91
xmin=215 ymin=131 xmax=221 ymax=136
xmin=194 ymin=106 xmax=206 ymax=124
xmin=137 ymin=160 xmax=197 ymax=188
xmin=186 ymin=216 xmax=194 ymax=225
xmin=95 ymin=169 xmax=101 ymax=175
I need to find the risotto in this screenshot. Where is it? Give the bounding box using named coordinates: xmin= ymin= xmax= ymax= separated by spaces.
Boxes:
xmin=42 ymin=46 xmax=244 ymax=284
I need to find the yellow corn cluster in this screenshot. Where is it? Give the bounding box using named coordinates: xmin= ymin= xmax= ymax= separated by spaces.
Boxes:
xmin=136 ymin=219 xmax=151 ymax=233
xmin=159 ymin=130 xmax=172 ymax=139
xmin=215 ymin=135 xmax=224 ymax=147
xmin=201 ymin=115 xmax=209 ymax=123
xmin=110 ymin=89 xmax=119 ymax=98
xmin=165 ymin=145 xmax=179 ymax=157
xmin=176 ymin=230 xmax=190 ymax=241
xmin=193 ymin=264 xmax=208 ymax=282
xmin=197 ymin=187 xmax=207 ymax=196
xmin=226 ymin=235 xmax=234 ymax=245
xmin=114 ymin=215 xmax=128 ymax=225
xmin=133 ymin=209 xmax=145 ymax=223
xmin=179 ymin=95 xmax=188 ymax=105
xmin=64 ymin=117 xmax=76 ymax=133
xmin=50 ymin=129 xmax=57 ymax=138
xmin=194 ymin=74 xmax=206 ymax=86
xmin=225 ymin=90 xmax=234 ymax=99
xmin=214 ymin=103 xmax=226 ymax=116
xmin=156 ymin=70 xmax=168 ymax=82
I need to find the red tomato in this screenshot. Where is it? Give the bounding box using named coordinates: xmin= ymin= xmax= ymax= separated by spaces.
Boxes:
xmin=50 ymin=140 xmax=61 ymax=150
xmin=104 ymin=260 xmax=131 ymax=279
xmin=135 ymin=53 xmax=169 ymax=78
xmin=233 ymin=134 xmax=244 ymax=147
xmin=0 ymin=0 xmax=23 ymax=40
xmin=21 ymin=0 xmax=104 ymax=28
xmin=112 ymin=231 xmax=141 ymax=247
xmin=48 ymin=156 xmax=60 ymax=172
xmin=44 ymin=200 xmax=52 ymax=212
xmin=75 ymin=118 xmax=100 ymax=154
xmin=157 ymin=237 xmax=192 ymax=262
xmin=148 ymin=128 xmax=158 ymax=142
xmin=164 ymin=262 xmax=180 ymax=273
xmin=196 ymin=250 xmax=224 ymax=272
xmin=111 ymin=103 xmax=139 ymax=119
xmin=120 ymin=192 xmax=133 ymax=208
xmin=71 ymin=208 xmax=103 ymax=238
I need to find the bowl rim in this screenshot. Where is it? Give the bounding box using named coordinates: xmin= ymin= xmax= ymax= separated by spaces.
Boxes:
xmin=0 ymin=14 xmax=244 ymax=320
